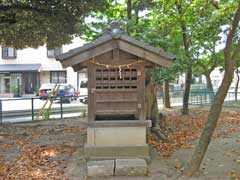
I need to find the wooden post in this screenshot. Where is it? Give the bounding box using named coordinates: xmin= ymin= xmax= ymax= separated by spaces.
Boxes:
xmin=137 ymin=61 xmax=145 ymax=120
xmin=88 ymin=62 xmax=96 ymax=121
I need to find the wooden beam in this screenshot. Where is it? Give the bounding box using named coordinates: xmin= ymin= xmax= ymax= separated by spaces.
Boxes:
xmin=72 ymin=64 xmax=86 ymax=71
xmin=85 ymin=120 xmax=152 ymax=127
xmin=143 ymin=61 xmax=154 ymax=68
xmin=61 ymin=40 xmax=118 ymax=68
xmin=137 ymin=62 xmax=145 ymax=120
xmin=118 ymin=40 xmax=172 ymax=67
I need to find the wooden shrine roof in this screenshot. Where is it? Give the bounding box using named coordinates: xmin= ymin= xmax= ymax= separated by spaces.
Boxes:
xmin=56 ymin=21 xmax=176 ymax=70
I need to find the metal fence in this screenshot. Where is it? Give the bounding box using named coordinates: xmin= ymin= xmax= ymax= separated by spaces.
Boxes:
xmin=158 ymin=89 xmax=240 ymax=107
xmin=1 ymin=89 xmax=240 ymax=124
xmin=0 ymin=96 xmax=87 ymax=124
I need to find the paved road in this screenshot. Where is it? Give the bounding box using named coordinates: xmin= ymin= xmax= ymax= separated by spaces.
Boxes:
xmin=1 ymin=97 xmax=86 ymax=111
xmin=0 ymin=97 xmax=87 ymax=123
xmin=2 ymin=112 xmax=84 ymax=123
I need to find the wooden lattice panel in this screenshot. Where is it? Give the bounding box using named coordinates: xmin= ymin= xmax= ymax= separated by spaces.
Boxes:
xmin=95 ymin=68 xmax=137 ymax=89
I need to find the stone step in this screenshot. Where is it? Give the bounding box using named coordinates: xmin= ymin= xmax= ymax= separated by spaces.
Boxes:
xmin=84 ymin=144 xmax=150 ymax=160
xmin=115 ymin=159 xmax=148 ymax=176
xmin=87 ymin=160 xmax=114 ymax=177
xmin=87 ymin=158 xmax=148 ymax=177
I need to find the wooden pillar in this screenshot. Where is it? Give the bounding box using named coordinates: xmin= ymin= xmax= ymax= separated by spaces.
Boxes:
xmin=137 ymin=61 xmax=145 ymax=120
xmin=87 ymin=62 xmax=96 ymax=121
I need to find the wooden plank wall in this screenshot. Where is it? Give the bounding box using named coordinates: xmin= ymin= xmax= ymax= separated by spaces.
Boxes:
xmin=87 ymin=50 xmax=146 ymax=120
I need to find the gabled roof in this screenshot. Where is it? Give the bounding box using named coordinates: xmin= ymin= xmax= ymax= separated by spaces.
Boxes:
xmin=56 ymin=21 xmax=175 ymax=69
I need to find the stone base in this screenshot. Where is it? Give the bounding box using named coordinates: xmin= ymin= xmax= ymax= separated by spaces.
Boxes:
xmin=87 ymin=126 xmax=147 ymax=146
xmin=84 ymin=144 xmax=150 ymax=160
xmin=115 ymin=159 xmax=147 ymax=176
xmin=87 ymin=159 xmax=148 ymax=177
xmin=87 ymin=160 xmax=114 ymax=177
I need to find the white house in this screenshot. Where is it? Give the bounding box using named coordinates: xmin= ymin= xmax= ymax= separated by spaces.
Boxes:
xmin=176 ymin=68 xmax=239 ymax=92
xmin=0 ymin=38 xmax=85 ymax=97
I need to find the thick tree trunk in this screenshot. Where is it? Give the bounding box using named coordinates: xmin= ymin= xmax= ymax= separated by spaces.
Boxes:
xmin=145 ymin=79 xmax=159 ymax=126
xmin=204 ymin=72 xmax=214 ymax=102
xmin=164 ymin=81 xmax=171 ymax=108
xmin=184 ymin=72 xmax=234 ymax=176
xmin=145 ymin=70 xmax=159 ymax=126
xmin=145 ymin=70 xmax=167 ymax=140
xmin=235 ymin=68 xmax=239 ymax=101
xmin=182 ymin=69 xmax=192 ymax=114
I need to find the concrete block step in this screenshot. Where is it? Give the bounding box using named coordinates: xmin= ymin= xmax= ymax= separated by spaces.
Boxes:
xmin=87 ymin=160 xmax=114 ymax=177
xmin=87 ymin=158 xmax=147 ymax=177
xmin=115 ymin=159 xmax=147 ymax=176
xmin=84 ymin=144 xmax=150 ymax=159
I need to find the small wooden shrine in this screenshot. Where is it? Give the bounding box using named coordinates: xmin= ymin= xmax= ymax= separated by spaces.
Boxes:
xmin=57 ymin=21 xmax=175 ymax=121
xmin=57 ymin=21 xmax=175 ymax=163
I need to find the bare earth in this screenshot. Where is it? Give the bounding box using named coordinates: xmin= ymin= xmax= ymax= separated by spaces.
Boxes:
xmin=0 ymin=106 xmax=240 ymax=180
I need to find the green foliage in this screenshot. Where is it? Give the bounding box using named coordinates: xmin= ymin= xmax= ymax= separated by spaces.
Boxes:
xmin=150 ymin=0 xmax=239 ymax=82
xmin=81 ymin=0 xmax=182 ymax=84
xmin=43 ymin=110 xmax=50 ymax=120
xmin=10 ymin=85 xmax=18 ymax=94
xmin=2 ymin=0 xmax=239 ymax=86
xmin=194 ymin=50 xmax=224 ymax=75
xmin=0 ymin=0 xmax=108 ymax=49
xmin=152 ymin=63 xmax=183 ymax=84
xmin=81 ymin=0 xmax=155 ymax=40
xmin=190 ymin=1 xmax=238 ymax=76
xmin=82 ymin=109 xmax=87 ymax=117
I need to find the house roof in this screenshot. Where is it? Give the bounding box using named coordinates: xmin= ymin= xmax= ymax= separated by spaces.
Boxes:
xmin=0 ymin=64 xmax=41 ymax=72
xmin=56 ymin=21 xmax=176 ymax=69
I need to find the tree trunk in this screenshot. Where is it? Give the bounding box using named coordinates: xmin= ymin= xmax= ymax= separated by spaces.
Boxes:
xmin=164 ymin=81 xmax=171 ymax=108
xmin=145 ymin=70 xmax=159 ymax=126
xmin=176 ymin=3 xmax=192 ymax=115
xmin=135 ymin=7 xmax=139 ymax=25
xmin=145 ymin=79 xmax=159 ymax=126
xmin=184 ymin=71 xmax=234 ymax=176
xmin=235 ymin=68 xmax=239 ymax=101
xmin=126 ymin=0 xmax=132 ymax=34
xmin=204 ymin=71 xmax=214 ymax=102
xmin=145 ymin=70 xmax=167 ymax=140
xmin=205 ymin=72 xmax=214 ymax=93
xmin=199 ymin=75 xmax=202 ymax=84
xmin=182 ymin=69 xmax=192 ymax=114
xmin=184 ymin=1 xmax=240 ymax=176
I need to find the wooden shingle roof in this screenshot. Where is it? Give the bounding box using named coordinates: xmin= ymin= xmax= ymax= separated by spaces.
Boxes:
xmin=56 ymin=21 xmax=175 ymax=69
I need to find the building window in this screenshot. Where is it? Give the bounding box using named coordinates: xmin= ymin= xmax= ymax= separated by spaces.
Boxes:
xmin=47 ymin=47 xmax=62 ymax=58
xmin=50 ymin=71 xmax=67 ymax=83
xmin=2 ymin=47 xmax=16 ymax=59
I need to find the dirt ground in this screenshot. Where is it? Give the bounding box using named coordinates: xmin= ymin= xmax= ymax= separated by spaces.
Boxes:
xmin=0 ymin=106 xmax=240 ymax=180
